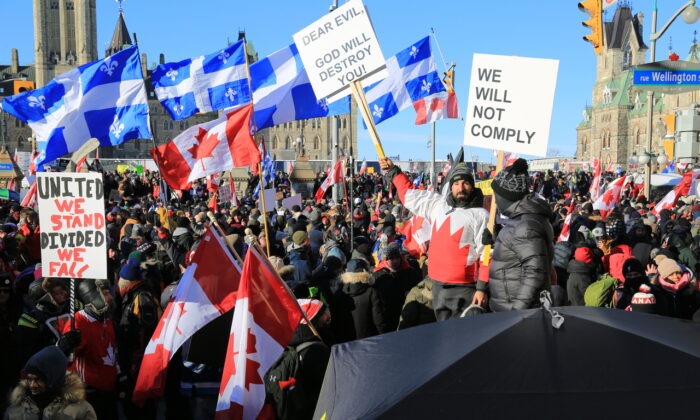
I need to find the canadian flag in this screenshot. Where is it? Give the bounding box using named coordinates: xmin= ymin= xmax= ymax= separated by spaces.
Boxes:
xmin=133 ymin=228 xmax=241 ymax=405
xmin=503 ymin=152 xmax=519 ymax=167
xmin=399 ymin=215 xmax=432 ymax=258
xmin=652 ymin=170 xmax=700 ymax=215
xmin=152 ymin=104 xmax=261 ymax=190
xmin=207 ymin=173 xmax=222 ymax=193
xmin=230 ymin=176 xmax=240 ymax=207
xmin=413 ymin=91 xmax=459 ymax=125
xmin=215 ymin=245 xmax=302 ymax=420
xmin=557 ymin=201 xmax=576 ymax=242
xmin=287 ymin=161 xmax=294 ymax=175
xmin=75 ymin=154 xmax=89 ymax=173
xmin=315 ymin=159 xmax=344 ymax=203
xmin=359 ymin=159 xmax=368 ymax=175
xmin=593 ymin=175 xmax=629 ymax=218
xmin=603 ymin=0 xmax=617 ymax=10
xmin=441 ymin=162 xmax=451 ymax=176
xmin=589 ymin=158 xmax=602 ymax=201
xmin=21 ymin=181 xmax=37 ymax=208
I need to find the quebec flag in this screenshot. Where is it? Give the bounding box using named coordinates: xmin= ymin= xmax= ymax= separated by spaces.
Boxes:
xmin=1 ymin=45 xmax=151 ymax=165
xmin=364 ymin=37 xmax=445 ymax=125
xmin=152 ymin=40 xmax=250 ymax=120
xmin=250 ymin=44 xmax=350 ymax=130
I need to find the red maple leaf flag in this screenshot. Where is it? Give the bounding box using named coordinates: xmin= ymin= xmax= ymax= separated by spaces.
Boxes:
xmin=399 ymin=215 xmax=432 ymax=258
xmin=216 ymin=245 xmax=302 ymax=420
xmin=589 ymin=158 xmax=602 ymax=201
xmin=133 ymin=227 xmax=241 ymax=405
xmin=315 ymin=158 xmax=344 ymax=203
xmin=593 ymin=175 xmax=628 ymax=217
xmin=152 ymin=104 xmax=261 ymax=190
xmin=557 ymin=201 xmax=576 ymax=242
xmin=413 ymin=91 xmax=459 ymax=125
xmin=653 ymin=170 xmax=700 ymax=215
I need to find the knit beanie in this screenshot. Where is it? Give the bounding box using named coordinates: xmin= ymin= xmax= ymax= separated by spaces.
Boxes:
xmin=292 ymin=231 xmax=308 ymax=246
xmin=657 ymin=258 xmax=682 ymax=278
xmin=119 ymin=258 xmax=142 ymax=282
xmin=383 ymin=243 xmax=402 ymax=260
xmin=605 ymin=218 xmax=626 ymax=239
xmin=574 ymin=247 xmax=594 ymax=264
xmin=491 ymin=158 xmax=531 ymax=202
xmin=630 ymin=284 xmax=657 ymax=314
xmin=23 ymin=346 xmax=68 ymax=390
xmin=448 ymin=163 xmax=475 ymax=189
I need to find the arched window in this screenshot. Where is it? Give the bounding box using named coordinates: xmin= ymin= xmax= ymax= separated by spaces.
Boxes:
xmin=311 ymin=119 xmax=316 ymax=129
xmin=622 ymin=43 xmax=632 ymax=70
xmin=163 ymin=121 xmax=168 ymax=130
xmin=342 ymin=136 xmax=349 ymax=153
xmin=313 ymin=136 xmax=320 ymax=150
xmin=342 ymin=119 xmax=347 ymax=129
xmin=272 ymin=136 xmax=278 ymax=149
xmin=581 ymin=136 xmax=588 ymax=154
xmin=634 ymin=128 xmax=641 ymax=145
xmin=284 ymin=136 xmax=291 ymax=149
xmin=169 ymin=121 xmax=174 ymax=130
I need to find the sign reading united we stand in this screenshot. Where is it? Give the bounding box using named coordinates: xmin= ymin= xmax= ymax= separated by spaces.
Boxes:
xmin=463 ymin=54 xmax=559 ymax=157
xmin=293 ymin=0 xmax=387 ymax=101
xmin=37 ymin=172 xmax=107 ymax=279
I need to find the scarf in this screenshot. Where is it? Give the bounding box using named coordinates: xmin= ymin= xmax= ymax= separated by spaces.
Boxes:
xmin=658 ymin=272 xmax=691 ymax=294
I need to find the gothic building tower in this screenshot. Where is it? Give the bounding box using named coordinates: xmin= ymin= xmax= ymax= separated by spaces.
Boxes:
xmin=32 ymin=0 xmax=98 ymax=87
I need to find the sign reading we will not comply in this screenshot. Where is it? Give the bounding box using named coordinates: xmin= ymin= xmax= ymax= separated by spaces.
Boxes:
xmin=464 ymin=54 xmax=559 ymax=157
xmin=293 ymin=0 xmax=387 ymax=101
xmin=37 ymin=173 xmax=107 ymax=279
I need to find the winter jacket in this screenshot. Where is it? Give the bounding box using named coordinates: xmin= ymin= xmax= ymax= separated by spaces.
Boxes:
xmin=372 ymin=258 xmax=422 ymax=330
xmin=4 ymin=372 xmax=97 ymax=420
xmin=389 ymin=170 xmax=490 ymax=287
xmin=489 ymin=194 xmax=554 ymax=311
xmin=286 ymin=247 xmax=313 ymax=288
xmin=172 ymin=227 xmax=194 ymax=251
xmin=566 ymin=259 xmax=596 ymax=306
xmin=649 ymin=270 xmax=700 ymax=319
xmin=332 ymin=271 xmax=388 ymax=342
xmin=397 ymin=278 xmax=436 ymax=330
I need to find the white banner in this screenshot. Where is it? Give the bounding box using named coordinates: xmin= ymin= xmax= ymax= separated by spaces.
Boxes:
xmin=37 ymin=172 xmax=107 ymax=279
xmin=258 ymin=188 xmax=277 ymax=213
xmin=293 ymin=0 xmax=387 ymax=100
xmin=463 ymin=54 xmax=559 ymax=157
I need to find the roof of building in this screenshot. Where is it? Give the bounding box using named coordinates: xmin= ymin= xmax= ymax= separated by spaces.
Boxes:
xmin=105 ymin=12 xmax=132 ymax=57
xmin=604 ymin=6 xmax=647 ymax=50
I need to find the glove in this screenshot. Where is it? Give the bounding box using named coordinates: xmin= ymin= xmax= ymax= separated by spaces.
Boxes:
xmin=57 ymin=329 xmax=82 ymax=355
xmin=481 ymin=228 xmax=494 ymax=246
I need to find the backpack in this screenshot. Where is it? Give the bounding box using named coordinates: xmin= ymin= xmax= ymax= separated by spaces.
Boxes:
xmin=583 ymin=274 xmax=619 ymax=308
xmin=264 ymin=340 xmax=327 ymax=420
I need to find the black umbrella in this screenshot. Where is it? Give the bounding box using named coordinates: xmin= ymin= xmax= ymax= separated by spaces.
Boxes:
xmin=314 ymin=306 xmax=700 ymax=420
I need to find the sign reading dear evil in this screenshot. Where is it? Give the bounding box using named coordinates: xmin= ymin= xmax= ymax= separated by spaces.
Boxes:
xmin=37 ymin=173 xmax=107 ymax=279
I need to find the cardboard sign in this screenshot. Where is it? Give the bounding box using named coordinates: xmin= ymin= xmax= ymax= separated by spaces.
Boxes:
xmin=282 ymin=194 xmax=303 ymax=210
xmin=218 ymin=183 xmax=232 ymax=204
xmin=258 ymin=188 xmax=277 ymax=213
xmin=475 ymin=179 xmax=493 ymax=196
xmin=464 ymin=54 xmax=559 ymax=157
xmin=293 ymin=0 xmax=387 ymax=101
xmin=37 ymin=173 xmax=107 ymax=279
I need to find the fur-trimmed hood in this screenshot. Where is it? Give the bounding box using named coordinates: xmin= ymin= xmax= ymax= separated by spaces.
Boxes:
xmin=278 ymin=265 xmax=296 ymax=278
xmin=341 ymin=271 xmax=373 ymax=285
xmin=10 ymin=371 xmax=86 ymax=407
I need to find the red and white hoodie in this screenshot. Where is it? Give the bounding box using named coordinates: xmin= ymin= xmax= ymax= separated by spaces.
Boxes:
xmin=62 ymin=310 xmax=118 ymax=392
xmin=392 ymin=173 xmax=490 ymax=288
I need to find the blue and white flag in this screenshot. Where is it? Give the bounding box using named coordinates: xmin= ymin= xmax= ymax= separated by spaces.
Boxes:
xmin=250 ymin=44 xmax=350 ymax=130
xmin=364 ymin=37 xmax=445 ymax=125
xmin=413 ymin=172 xmax=423 ymax=187
xmin=2 ymin=45 xmax=151 ymax=165
xmin=254 ymin=148 xmax=276 ymax=198
xmin=152 ymin=40 xmax=250 ymax=120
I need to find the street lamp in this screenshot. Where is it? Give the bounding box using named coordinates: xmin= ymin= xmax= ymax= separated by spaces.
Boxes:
xmin=644 ymin=0 xmax=699 ymax=199
xmin=657 ymin=150 xmax=669 ymax=166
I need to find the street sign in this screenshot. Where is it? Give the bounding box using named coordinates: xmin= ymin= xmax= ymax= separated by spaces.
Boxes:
xmin=463 ymin=54 xmax=559 ymax=157
xmin=293 ymin=0 xmax=387 ymax=101
xmin=633 ymin=60 xmax=700 ymax=93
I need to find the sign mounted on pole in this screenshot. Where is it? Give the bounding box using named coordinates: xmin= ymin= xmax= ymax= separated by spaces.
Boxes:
xmin=633 ymin=60 xmax=700 ymax=93
xmin=37 ymin=172 xmax=107 ymax=279
xmin=463 ymin=53 xmax=559 ymax=157
xmin=293 ymin=0 xmax=387 ymax=101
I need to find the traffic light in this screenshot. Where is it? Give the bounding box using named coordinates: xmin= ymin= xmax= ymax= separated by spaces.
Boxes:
xmin=579 ymin=0 xmax=603 ymax=55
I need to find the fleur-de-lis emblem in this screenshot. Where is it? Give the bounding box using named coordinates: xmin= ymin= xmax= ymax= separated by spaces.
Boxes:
xmin=372 ymin=104 xmax=384 ymax=118
xmin=110 ymin=115 xmax=125 ymax=138
xmin=173 ymin=102 xmax=184 ymax=116
xmin=317 ymin=98 xmax=328 ymax=112
xmin=225 ymin=87 xmax=237 ymax=102
xmin=409 ymin=45 xmax=419 ymax=59
xmin=100 ymin=58 xmax=119 ymax=76
xmin=27 ymin=95 xmax=46 ymax=110
xmin=166 ymin=69 xmax=179 ymax=82
xmin=218 ymin=50 xmax=230 ymax=64
xmin=421 ymin=79 xmax=432 ymax=93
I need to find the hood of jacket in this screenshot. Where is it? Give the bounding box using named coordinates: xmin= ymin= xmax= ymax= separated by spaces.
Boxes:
xmin=172 ymin=227 xmax=190 ymax=237
xmin=340 ymin=271 xmax=373 ymax=296
xmin=502 ymin=194 xmax=552 ymax=219
xmin=567 ymin=259 xmax=595 ymax=275
xmin=10 ymin=371 xmax=85 ymax=407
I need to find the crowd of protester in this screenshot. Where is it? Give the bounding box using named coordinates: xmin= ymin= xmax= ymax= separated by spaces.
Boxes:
xmin=1 ymin=157 xmax=699 ymax=419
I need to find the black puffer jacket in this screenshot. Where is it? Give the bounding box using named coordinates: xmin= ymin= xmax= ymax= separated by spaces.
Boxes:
xmin=566 ymin=259 xmax=596 ymax=306
xmin=489 ymin=194 xmax=554 ymax=311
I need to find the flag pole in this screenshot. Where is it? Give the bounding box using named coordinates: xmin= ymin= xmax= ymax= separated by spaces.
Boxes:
xmin=482 ymin=151 xmax=504 ymax=266
xmin=242 ymin=38 xmax=272 ymax=257
xmin=349 ymin=80 xmax=385 ymax=159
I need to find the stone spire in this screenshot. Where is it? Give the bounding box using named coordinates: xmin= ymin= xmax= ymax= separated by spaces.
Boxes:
xmin=105 ymin=9 xmax=133 ymax=57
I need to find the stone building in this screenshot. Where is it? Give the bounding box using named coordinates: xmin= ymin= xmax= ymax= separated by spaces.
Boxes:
xmin=576 ymin=5 xmax=700 ymax=167
xmin=0 ymin=1 xmax=356 ymax=163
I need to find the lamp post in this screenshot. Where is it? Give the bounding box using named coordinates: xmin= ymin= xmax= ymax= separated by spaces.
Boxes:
xmin=644 ymin=0 xmax=700 ymax=198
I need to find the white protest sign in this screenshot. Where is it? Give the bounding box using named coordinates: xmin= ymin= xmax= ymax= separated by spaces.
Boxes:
xmin=258 ymin=188 xmax=277 ymax=213
xmin=282 ymin=194 xmax=303 ymax=210
xmin=293 ymin=0 xmax=387 ymax=101
xmin=37 ymin=172 xmax=107 ymax=279
xmin=464 ymin=54 xmax=559 ymax=157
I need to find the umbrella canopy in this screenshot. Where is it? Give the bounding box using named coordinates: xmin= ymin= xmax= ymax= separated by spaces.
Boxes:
xmin=314 ymin=307 xmax=700 ymax=419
